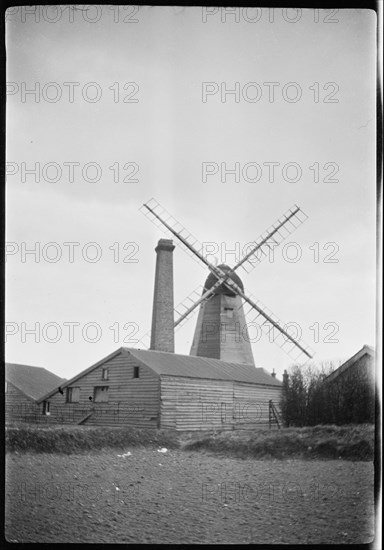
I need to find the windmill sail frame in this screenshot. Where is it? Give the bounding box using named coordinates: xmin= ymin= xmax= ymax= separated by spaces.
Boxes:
xmin=140 ymin=198 xmax=314 ymax=364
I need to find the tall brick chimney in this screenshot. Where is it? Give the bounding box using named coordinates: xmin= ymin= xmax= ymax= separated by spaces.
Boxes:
xmin=150 ymin=239 xmax=175 ymax=352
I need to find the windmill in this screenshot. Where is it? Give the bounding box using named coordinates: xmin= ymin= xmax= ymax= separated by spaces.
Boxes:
xmin=139 ymin=198 xmax=314 ymax=366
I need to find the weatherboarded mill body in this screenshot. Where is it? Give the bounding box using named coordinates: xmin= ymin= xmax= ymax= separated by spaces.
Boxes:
xmin=37 ymin=347 xmax=282 ymax=430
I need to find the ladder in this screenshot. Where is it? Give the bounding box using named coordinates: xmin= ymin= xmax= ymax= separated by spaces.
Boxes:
xmin=269 ymin=400 xmax=282 ymax=429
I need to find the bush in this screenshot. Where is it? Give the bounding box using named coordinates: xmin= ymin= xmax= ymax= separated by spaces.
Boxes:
xmin=281 ymin=361 xmax=375 ymax=427
xmin=183 ymin=424 xmax=374 ymax=461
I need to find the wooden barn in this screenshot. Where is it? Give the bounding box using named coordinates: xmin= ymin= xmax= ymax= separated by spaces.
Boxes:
xmin=36 ymin=347 xmax=282 ymax=431
xmin=5 ymin=363 xmax=66 ymax=423
xmin=322 ymin=344 xmax=376 ymax=424
xmin=323 ymin=344 xmax=375 ymax=385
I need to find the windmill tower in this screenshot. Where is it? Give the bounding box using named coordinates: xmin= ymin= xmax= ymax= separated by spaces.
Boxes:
xmin=140 ymin=198 xmax=314 ymax=365
xmin=190 ymin=265 xmax=255 ymax=365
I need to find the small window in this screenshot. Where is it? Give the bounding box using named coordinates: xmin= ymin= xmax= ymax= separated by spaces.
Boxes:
xmin=66 ymin=387 xmax=80 ymax=403
xmin=42 ymin=401 xmax=50 ymax=415
xmin=102 ymin=368 xmax=109 ymax=380
xmin=133 ymin=366 xmax=139 ymax=379
xmin=94 ymin=386 xmax=109 ymax=402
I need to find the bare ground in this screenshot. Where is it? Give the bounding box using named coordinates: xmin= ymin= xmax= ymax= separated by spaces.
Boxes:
xmin=5 ymin=449 xmax=375 ymax=544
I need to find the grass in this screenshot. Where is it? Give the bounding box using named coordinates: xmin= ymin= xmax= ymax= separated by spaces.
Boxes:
xmin=5 ymin=424 xmax=179 ymax=454
xmin=182 ymin=424 xmax=375 ymax=461
xmin=5 ymin=423 xmax=374 ymax=460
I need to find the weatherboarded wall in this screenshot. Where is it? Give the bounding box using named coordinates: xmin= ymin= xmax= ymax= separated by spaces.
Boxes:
xmin=159 ymin=376 xmax=282 ymax=431
xmin=5 ymin=383 xmax=40 ymax=423
xmin=233 ymin=382 xmax=282 ymax=430
xmin=39 ymin=353 xmax=160 ymax=427
xmin=191 ymin=294 xmax=255 ymax=366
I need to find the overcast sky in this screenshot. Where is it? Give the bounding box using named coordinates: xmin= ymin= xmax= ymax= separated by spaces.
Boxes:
xmin=6 ymin=6 xmax=377 ymax=380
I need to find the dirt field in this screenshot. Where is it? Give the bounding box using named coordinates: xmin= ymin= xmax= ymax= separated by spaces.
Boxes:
xmin=5 ymin=449 xmax=375 ymax=544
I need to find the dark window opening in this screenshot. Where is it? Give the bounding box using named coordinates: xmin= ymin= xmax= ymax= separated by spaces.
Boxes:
xmin=42 ymin=401 xmax=50 ymax=415
xmin=133 ymin=366 xmax=139 ymax=379
xmin=102 ymin=368 xmax=109 ymax=380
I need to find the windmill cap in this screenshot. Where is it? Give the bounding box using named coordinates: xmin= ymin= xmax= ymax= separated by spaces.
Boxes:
xmin=204 ymin=264 xmax=244 ymax=296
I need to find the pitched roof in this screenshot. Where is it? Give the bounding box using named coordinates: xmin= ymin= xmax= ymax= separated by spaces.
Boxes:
xmin=124 ymin=348 xmax=282 ymax=386
xmin=5 ymin=363 xmax=66 ymax=401
xmin=36 ymin=349 xmax=124 ymax=402
xmin=323 ymin=345 xmax=375 ymax=384
xmin=37 ymin=347 xmax=281 ymax=402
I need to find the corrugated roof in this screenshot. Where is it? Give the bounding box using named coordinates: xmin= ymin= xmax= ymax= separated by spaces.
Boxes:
xmin=124 ymin=348 xmax=282 ymax=386
xmin=37 ymin=347 xmax=281 ymax=403
xmin=5 ymin=363 xmax=66 ymax=400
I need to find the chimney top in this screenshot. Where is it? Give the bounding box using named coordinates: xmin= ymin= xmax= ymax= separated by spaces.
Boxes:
xmin=155 ymin=239 xmax=175 ymax=252
xmin=271 ymin=369 xmax=276 ymax=378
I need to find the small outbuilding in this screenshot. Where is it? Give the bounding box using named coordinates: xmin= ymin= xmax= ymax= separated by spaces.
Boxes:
xmin=37 ymin=347 xmax=282 ymax=431
xmin=322 ymin=344 xmax=376 ymax=424
xmin=5 ymin=363 xmax=66 ymax=423
xmin=323 ymin=344 xmax=375 ymax=385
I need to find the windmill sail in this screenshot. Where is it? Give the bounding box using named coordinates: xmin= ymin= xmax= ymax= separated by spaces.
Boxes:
xmin=140 ymin=197 xmax=314 ymax=363
xmin=141 ymin=198 xmax=309 ymax=314
xmin=174 ymin=285 xmax=208 ymax=329
xmin=235 ymin=205 xmax=308 ymax=275
xmin=141 ymin=199 xmax=310 ymax=334
xmin=140 ymin=199 xmax=308 ymax=277
xmin=208 ymin=271 xmax=314 ymax=362
xmin=241 ymin=291 xmax=314 ymax=364
xmin=140 ymin=198 xmax=210 ymax=268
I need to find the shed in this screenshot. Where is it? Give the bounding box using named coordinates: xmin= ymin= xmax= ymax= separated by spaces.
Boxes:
xmin=37 ymin=347 xmax=282 ymax=430
xmin=5 ymin=363 xmax=66 ymax=423
xmin=323 ymin=344 xmax=375 ymax=385
xmin=322 ymin=345 xmax=376 ymax=424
